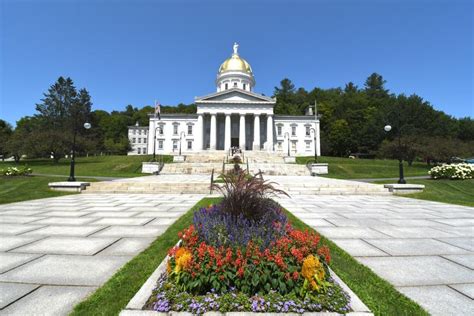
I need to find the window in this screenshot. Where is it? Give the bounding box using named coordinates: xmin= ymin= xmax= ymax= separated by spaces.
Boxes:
xmin=138 ymin=130 xmax=141 ymax=135
xmin=187 ymin=141 xmax=192 ymax=150
xmin=306 ymin=141 xmax=311 ymax=149
xmin=173 ymin=140 xmax=178 ymax=150
xmin=233 ymin=82 xmax=237 ymax=88
xmin=306 ymin=126 xmax=311 ymax=136
xmin=225 ymin=83 xmax=228 ymax=90
xmin=138 ymin=138 xmax=141 ymax=143
xmin=144 ymin=138 xmax=147 ymax=144
xmin=159 ymin=125 xmax=164 ymax=135
xmin=243 ymin=83 xmax=246 ymax=90
xmin=188 ymin=125 xmax=193 ymax=135
xmin=277 ymin=141 xmax=282 ymax=149
xmin=292 ymin=141 xmax=297 ymax=149
xmin=137 ymin=148 xmax=141 ymax=154
xmin=173 ymin=125 xmax=178 ymax=135
xmin=277 ymin=126 xmax=282 ymax=136
xmin=158 ymin=140 xmax=163 ymax=149
xmin=144 ymin=130 xmax=147 ymax=135
xmin=291 ymin=126 xmax=296 ymax=136
xmin=133 ymin=130 xmax=136 ymax=135
xmin=132 ymin=138 xmax=136 ymax=143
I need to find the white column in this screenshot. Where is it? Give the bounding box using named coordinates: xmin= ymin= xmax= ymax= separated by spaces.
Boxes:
xmin=210 ymin=113 xmax=217 ymax=150
xmin=196 ymin=114 xmax=204 ymax=150
xmin=239 ymin=114 xmax=246 ymax=149
xmin=316 ymin=120 xmax=321 ymax=156
xmin=253 ymin=114 xmax=260 ymax=150
xmin=224 ymin=114 xmax=231 ymax=151
xmin=266 ymin=115 xmax=273 ymax=152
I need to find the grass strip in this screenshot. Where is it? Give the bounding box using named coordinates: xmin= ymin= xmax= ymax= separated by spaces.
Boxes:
xmin=70 ymin=197 xmax=220 ymax=316
xmin=285 ymin=210 xmax=428 ymax=316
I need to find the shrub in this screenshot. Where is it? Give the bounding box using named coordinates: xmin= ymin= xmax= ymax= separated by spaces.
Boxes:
xmin=429 ymin=163 xmax=474 ymax=180
xmin=213 ymin=171 xmax=288 ymax=220
xmin=0 ymin=166 xmax=32 ymax=176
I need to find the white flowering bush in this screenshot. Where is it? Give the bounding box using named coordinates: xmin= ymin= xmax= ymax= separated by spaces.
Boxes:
xmin=429 ymin=163 xmax=474 ymax=180
xmin=0 ymin=166 xmax=33 ymax=176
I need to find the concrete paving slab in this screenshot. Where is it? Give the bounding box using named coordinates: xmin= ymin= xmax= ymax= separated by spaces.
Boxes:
xmin=0 ymin=216 xmax=46 ymax=224
xmin=88 ymin=211 xmax=139 ymax=217
xmin=435 ymin=226 xmax=474 ymax=237
xmin=32 ymin=217 xmax=98 ymax=225
xmin=90 ymin=217 xmax=153 ymax=226
xmin=437 ymin=237 xmax=474 ymax=251
xmin=372 ymin=226 xmax=458 ymax=238
xmin=0 ymin=236 xmax=42 ymax=251
xmin=11 ymin=237 xmax=118 ymax=255
xmin=325 ymin=218 xmax=388 ymax=227
xmin=315 ymin=227 xmax=389 ymax=239
xmin=0 ymin=255 xmax=131 ymax=286
xmin=0 ymin=282 xmax=39 ymax=309
xmin=22 ymin=225 xmax=106 ymax=237
xmin=364 ymin=238 xmax=471 ymax=256
xmin=331 ymin=239 xmax=388 ymax=257
xmin=97 ymin=237 xmax=155 ymax=256
xmin=0 ymin=285 xmax=96 ymax=316
xmin=450 ymin=283 xmax=474 ymax=299
xmin=397 ymin=285 xmax=474 ymax=316
xmin=0 ymin=253 xmax=41 ymax=273
xmin=145 ymin=218 xmax=178 ymax=226
xmin=0 ymin=223 xmax=44 ymax=235
xmin=442 ymin=254 xmax=474 ymax=269
xmin=303 ymin=218 xmax=335 ymax=227
xmin=358 ymin=256 xmax=474 ymax=286
xmin=40 ymin=211 xmax=91 ymax=217
xmin=432 ymin=218 xmax=474 ymax=227
xmin=91 ymin=225 xmax=166 ymax=238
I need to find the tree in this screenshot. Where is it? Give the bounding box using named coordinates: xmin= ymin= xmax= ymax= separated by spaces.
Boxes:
xmin=0 ymin=120 xmax=13 ymax=160
xmin=364 ymin=73 xmax=389 ymax=100
xmin=327 ymin=119 xmax=353 ymax=156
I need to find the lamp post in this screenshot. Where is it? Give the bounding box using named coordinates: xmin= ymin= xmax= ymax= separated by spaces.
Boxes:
xmin=284 ymin=132 xmax=290 ymax=157
xmin=178 ymin=131 xmax=185 ymax=156
xmin=68 ymin=122 xmax=91 ymax=182
xmin=152 ymin=125 xmax=160 ymax=161
xmin=384 ymin=124 xmax=406 ymax=184
xmin=310 ymin=127 xmax=317 ymax=163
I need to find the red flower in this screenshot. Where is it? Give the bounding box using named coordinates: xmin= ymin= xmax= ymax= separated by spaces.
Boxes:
xmin=292 ymin=271 xmax=299 ymax=280
xmin=317 ymin=245 xmax=331 ymax=264
xmin=237 ymin=267 xmax=244 ymax=278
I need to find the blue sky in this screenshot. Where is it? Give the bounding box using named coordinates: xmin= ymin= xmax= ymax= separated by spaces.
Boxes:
xmin=1 ymin=0 xmax=472 ymax=126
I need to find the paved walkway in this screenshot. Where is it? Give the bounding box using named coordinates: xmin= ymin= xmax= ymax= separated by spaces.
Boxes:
xmin=0 ymin=193 xmax=204 ymax=315
xmin=277 ymin=195 xmax=474 ymax=316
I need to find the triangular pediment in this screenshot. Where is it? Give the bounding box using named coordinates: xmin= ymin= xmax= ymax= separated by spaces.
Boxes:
xmin=196 ymin=88 xmax=275 ymax=103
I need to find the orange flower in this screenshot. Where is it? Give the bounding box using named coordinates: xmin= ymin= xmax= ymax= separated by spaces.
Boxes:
xmin=301 ymin=254 xmax=325 ymax=291
xmin=174 ymin=247 xmax=193 ymax=273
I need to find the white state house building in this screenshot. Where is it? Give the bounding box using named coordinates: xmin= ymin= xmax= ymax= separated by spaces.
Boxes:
xmin=128 ymin=43 xmax=321 ymax=156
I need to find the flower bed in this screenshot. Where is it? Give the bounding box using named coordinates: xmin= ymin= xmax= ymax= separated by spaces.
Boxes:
xmin=0 ymin=166 xmax=32 ymax=176
xmin=429 ymin=163 xmax=474 ymax=180
xmin=139 ymin=172 xmax=355 ymax=314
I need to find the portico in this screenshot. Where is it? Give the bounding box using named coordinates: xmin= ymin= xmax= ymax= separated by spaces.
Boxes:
xmin=197 ymin=112 xmax=272 ymax=151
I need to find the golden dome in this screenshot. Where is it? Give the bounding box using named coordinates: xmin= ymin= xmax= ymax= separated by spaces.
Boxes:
xmin=218 ymin=43 xmax=253 ymax=75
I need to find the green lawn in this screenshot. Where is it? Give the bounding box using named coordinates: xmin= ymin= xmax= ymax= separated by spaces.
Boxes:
xmin=377 ymin=178 xmax=474 ymax=207
xmin=297 ymin=156 xmax=431 ymax=179
xmin=72 ymin=197 xmax=427 ymax=316
xmin=0 ymin=176 xmax=89 ymax=204
xmin=0 ymin=155 xmax=172 ymax=178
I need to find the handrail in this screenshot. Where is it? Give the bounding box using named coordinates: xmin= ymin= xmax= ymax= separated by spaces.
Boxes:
xmin=210 ymin=168 xmax=214 ymax=194
xmin=222 ymin=158 xmax=225 ymax=174
xmin=246 ymin=158 xmax=249 ymax=174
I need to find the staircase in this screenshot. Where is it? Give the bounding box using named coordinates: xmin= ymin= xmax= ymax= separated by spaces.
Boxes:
xmin=160 ymin=151 xmax=310 ymax=176
xmin=84 ymin=175 xmax=211 ymax=194
xmin=266 ymin=176 xmax=391 ymax=195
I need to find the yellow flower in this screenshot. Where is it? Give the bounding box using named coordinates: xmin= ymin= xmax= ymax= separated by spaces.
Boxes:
xmin=301 ymin=254 xmax=325 ymax=291
xmin=174 ymin=248 xmax=192 ymax=273
xmin=167 ymin=259 xmax=172 ymax=274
